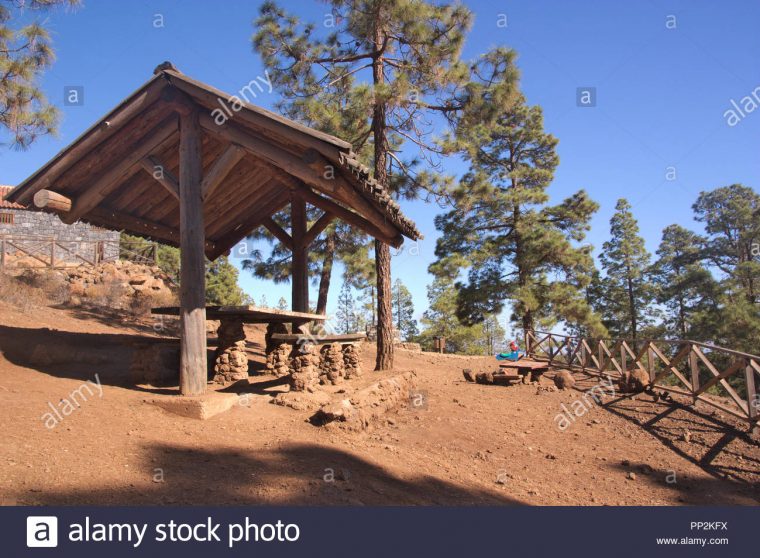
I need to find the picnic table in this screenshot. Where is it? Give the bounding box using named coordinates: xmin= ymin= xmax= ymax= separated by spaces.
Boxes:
xmin=498 ymin=359 xmax=549 ymax=381
xmin=151 ymin=305 xmax=366 ymax=386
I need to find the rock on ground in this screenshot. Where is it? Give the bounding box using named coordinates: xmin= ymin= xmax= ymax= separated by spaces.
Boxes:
xmin=553 ymin=370 xmax=576 ymax=390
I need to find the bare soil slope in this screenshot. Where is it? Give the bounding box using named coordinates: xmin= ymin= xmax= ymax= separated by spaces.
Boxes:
xmin=0 ymin=300 xmax=758 ymax=506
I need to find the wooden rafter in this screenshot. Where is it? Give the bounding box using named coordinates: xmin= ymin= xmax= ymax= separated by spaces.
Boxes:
xmin=201 ymin=143 xmax=246 ymax=200
xmin=139 ymin=155 xmax=179 ymax=199
xmin=208 ymin=188 xmax=292 ymax=260
xmin=64 ymin=115 xmax=179 ymax=224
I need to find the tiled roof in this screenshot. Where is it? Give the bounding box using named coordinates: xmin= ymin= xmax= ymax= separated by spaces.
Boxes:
xmin=0 ymin=185 xmax=26 ymax=209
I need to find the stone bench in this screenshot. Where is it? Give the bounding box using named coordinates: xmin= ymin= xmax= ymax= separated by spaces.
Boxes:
xmin=265 ymin=332 xmax=367 ymax=391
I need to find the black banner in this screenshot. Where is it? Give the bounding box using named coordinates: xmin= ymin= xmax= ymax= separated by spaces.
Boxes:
xmin=4 ymin=506 xmax=755 ymax=557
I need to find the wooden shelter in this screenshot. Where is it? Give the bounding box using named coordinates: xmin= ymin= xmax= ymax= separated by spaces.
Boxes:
xmin=5 ymin=62 xmax=421 ymax=396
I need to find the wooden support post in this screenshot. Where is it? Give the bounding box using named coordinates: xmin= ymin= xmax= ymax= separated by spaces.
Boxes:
xmin=290 ymin=194 xmax=308 ymax=316
xmin=0 ymin=239 xmax=5 ymax=270
xmin=178 ymin=109 xmax=207 ymax=396
xmin=689 ymin=348 xmax=700 ymax=405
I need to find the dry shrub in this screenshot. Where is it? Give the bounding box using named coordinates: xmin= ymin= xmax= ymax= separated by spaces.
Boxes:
xmin=128 ymin=288 xmax=178 ymax=317
xmin=84 ymin=281 xmax=130 ymax=309
xmin=0 ymin=273 xmax=49 ymax=310
xmin=11 ymin=269 xmax=70 ymax=305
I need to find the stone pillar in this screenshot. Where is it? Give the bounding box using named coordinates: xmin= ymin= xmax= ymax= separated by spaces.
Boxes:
xmin=319 ymin=342 xmax=345 ymax=385
xmin=342 ymin=343 xmax=362 ymax=379
xmin=267 ymin=342 xmax=292 ymax=378
xmin=212 ymin=318 xmax=249 ymax=384
xmin=290 ymin=342 xmax=319 ymax=391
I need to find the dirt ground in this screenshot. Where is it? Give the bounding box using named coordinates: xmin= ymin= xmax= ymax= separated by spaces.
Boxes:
xmin=0 ymin=300 xmax=758 ymax=506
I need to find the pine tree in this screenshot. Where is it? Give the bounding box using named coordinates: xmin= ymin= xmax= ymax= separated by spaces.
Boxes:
xmin=598 ymin=199 xmax=655 ymax=339
xmin=205 ymin=257 xmax=251 ymax=305
xmin=693 ymin=184 xmax=760 ymax=304
xmin=392 ymin=278 xmax=418 ymax=340
xmin=418 ymin=274 xmax=497 ymax=355
xmin=259 ymin=294 xmax=269 ymax=308
xmin=277 ymin=297 xmax=288 ymax=310
xmin=433 ymin=93 xmax=601 ymax=336
xmin=0 ymin=0 xmax=78 ymax=148
xmin=335 ymin=278 xmax=357 ymax=334
xmin=342 ymin=240 xmax=377 ymax=328
xmin=253 ymin=0 xmax=518 ymax=370
xmin=651 ymin=225 xmax=718 ymax=339
xmin=692 ymin=184 xmax=760 ymax=352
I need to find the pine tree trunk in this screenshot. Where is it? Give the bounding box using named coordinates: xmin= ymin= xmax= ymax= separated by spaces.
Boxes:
xmin=513 ymin=200 xmax=534 ymax=336
xmin=372 ymin=18 xmax=393 ymax=371
xmin=375 ymin=240 xmax=394 ymax=370
xmin=316 ymin=231 xmax=336 ymax=316
xmin=626 ymin=271 xmax=637 ymax=340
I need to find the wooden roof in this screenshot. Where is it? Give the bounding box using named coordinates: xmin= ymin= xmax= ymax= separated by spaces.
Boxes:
xmin=5 ymin=62 xmax=421 ymax=259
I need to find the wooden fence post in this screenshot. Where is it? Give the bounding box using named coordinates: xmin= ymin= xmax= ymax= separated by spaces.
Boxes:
xmin=620 ymin=344 xmax=627 ymax=377
xmin=598 ymin=342 xmax=604 ymax=374
xmin=580 ymin=341 xmax=586 ymax=371
xmin=689 ymin=347 xmax=700 ymax=405
xmin=745 ymin=359 xmax=758 ymax=432
xmin=1 ymin=239 xmax=5 ymax=270
xmin=647 ymin=343 xmax=656 ymax=383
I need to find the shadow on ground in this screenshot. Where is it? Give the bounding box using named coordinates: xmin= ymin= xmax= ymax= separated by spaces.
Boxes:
xmin=11 ymin=442 xmax=523 ymax=506
xmin=0 ymin=324 xmax=268 ymax=392
xmin=555 ymin=369 xmax=760 ymax=501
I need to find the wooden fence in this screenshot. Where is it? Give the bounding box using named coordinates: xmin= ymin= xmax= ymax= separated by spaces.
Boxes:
xmin=0 ymin=236 xmax=156 ymax=269
xmin=525 ymin=330 xmax=760 ymax=432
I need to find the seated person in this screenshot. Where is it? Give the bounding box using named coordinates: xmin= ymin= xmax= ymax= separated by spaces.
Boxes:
xmin=496 ymin=340 xmax=525 ymax=361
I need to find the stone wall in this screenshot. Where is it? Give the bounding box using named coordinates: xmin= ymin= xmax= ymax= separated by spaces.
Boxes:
xmin=0 ymin=208 xmax=119 ymax=264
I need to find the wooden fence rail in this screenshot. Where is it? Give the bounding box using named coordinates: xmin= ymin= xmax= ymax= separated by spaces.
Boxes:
xmin=0 ymin=236 xmax=157 ymax=269
xmin=525 ymin=330 xmax=760 ymax=432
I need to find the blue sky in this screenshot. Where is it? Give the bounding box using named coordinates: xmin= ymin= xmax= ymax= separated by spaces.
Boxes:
xmin=3 ymin=0 xmax=759 ymax=336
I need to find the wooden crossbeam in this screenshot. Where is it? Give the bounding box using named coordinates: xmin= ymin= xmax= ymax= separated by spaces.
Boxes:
xmin=295 ymin=185 xmax=402 ymax=248
xmin=650 ymin=343 xmax=695 ymax=390
xmin=262 ymin=216 xmax=293 ymax=250
xmin=33 ymin=190 xmax=72 ymax=213
xmin=692 ymin=346 xmax=748 ymax=413
xmin=139 ymin=155 xmax=179 ymax=199
xmin=198 ymin=114 xmax=402 ymax=242
xmin=64 ymin=116 xmax=179 ymax=224
xmin=87 ymin=207 xmax=214 ymax=251
xmin=694 ymin=359 xmax=744 ymax=398
xmin=304 ymin=211 xmax=335 ymax=246
xmin=201 ymin=143 xmax=246 ymax=200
